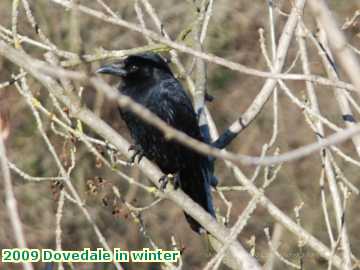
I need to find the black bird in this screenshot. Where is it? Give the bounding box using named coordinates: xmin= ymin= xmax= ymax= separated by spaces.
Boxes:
xmin=97 ymin=53 xmax=217 ymax=232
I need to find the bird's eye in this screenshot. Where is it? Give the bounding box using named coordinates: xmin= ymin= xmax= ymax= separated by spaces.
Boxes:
xmin=129 ymin=65 xmax=139 ymax=72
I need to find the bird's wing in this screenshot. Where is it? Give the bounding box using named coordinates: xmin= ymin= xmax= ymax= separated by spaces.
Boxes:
xmin=147 ymin=78 xmax=202 ymax=140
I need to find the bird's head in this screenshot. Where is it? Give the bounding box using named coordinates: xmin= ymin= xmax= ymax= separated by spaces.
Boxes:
xmin=96 ymin=52 xmax=173 ymax=83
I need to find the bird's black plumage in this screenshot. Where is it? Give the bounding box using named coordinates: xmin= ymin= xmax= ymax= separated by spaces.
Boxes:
xmin=97 ymin=53 xmax=216 ymax=232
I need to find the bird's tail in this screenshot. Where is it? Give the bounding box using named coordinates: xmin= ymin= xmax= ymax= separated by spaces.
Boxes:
xmin=179 ymin=159 xmax=216 ymax=233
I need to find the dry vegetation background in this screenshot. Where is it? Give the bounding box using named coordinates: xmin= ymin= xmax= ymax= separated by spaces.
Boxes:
xmin=1 ymin=0 xmax=360 ymax=270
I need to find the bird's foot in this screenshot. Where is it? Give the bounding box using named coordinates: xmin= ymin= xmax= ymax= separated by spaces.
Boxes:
xmin=158 ymin=173 xmax=179 ymax=191
xmin=205 ymin=92 xmax=214 ymax=102
xmin=159 ymin=174 xmax=172 ymax=190
xmin=128 ymin=144 xmax=145 ymax=164
xmin=173 ymin=174 xmax=180 ymax=190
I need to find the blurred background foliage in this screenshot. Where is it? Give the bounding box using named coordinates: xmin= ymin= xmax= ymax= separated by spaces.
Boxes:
xmin=1 ymin=0 xmax=360 ymax=269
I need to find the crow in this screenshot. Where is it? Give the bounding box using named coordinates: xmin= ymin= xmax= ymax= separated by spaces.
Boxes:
xmin=97 ymin=52 xmax=217 ymax=232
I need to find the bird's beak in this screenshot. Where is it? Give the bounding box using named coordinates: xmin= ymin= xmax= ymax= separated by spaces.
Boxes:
xmin=96 ymin=63 xmax=128 ymax=77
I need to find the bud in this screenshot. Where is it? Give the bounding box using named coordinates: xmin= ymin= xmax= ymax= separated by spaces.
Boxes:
xmin=0 ymin=110 xmax=9 ymax=140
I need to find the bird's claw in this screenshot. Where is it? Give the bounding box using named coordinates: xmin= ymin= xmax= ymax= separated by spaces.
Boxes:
xmin=173 ymin=174 xmax=180 ymax=190
xmin=128 ymin=144 xmax=145 ymax=164
xmin=159 ymin=175 xmax=170 ymax=190
xmin=158 ymin=173 xmax=180 ymax=191
xmin=205 ymin=92 xmax=214 ymax=102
